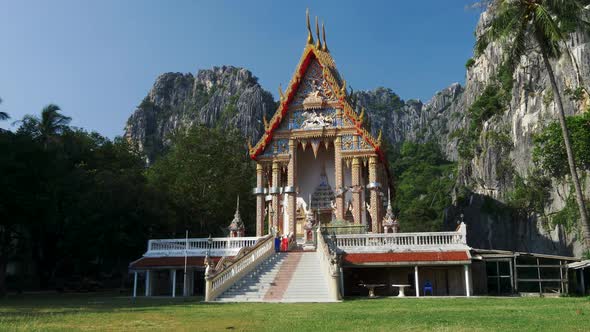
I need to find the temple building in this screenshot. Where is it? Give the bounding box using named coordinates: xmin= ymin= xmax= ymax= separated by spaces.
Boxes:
xmin=128 ymin=11 xmax=584 ymax=301
xmin=248 ymin=13 xmax=389 ymax=237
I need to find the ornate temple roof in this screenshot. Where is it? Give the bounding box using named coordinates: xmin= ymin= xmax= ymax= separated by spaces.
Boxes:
xmin=248 ymin=10 xmax=384 ymax=163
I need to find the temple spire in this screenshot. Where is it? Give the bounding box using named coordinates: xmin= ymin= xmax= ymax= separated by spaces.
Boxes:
xmin=322 ymin=22 xmax=329 ymax=52
xmin=315 ymin=16 xmax=322 ymax=49
xmin=228 ymin=196 xmax=245 ymax=237
xmin=306 ymin=9 xmax=314 ymax=45
xmin=382 ymin=188 xmax=399 ymax=233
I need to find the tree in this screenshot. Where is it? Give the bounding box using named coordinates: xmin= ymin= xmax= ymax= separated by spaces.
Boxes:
xmin=18 ymin=104 xmax=71 ymax=148
xmin=475 ymin=0 xmax=590 ymax=250
xmin=0 ymin=98 xmax=9 ymax=121
xmin=147 ymin=126 xmax=256 ymax=237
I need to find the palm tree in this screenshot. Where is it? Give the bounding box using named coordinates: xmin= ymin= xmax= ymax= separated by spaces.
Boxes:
xmin=19 ymin=104 xmax=71 ymax=148
xmin=475 ymin=0 xmax=590 ymax=249
xmin=0 ymin=98 xmax=9 ymax=121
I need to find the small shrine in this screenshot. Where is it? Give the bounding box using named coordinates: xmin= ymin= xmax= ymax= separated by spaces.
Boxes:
xmin=228 ymin=197 xmax=245 ymax=238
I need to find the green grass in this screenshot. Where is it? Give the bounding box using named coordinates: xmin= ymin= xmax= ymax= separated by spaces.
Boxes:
xmin=1 ymin=293 xmax=589 ymax=331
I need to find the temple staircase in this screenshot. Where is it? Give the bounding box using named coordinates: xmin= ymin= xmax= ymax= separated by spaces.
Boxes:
xmin=215 ymin=251 xmax=336 ymax=302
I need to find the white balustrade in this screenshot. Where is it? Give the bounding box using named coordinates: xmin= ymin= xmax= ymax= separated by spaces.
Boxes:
xmin=145 ymin=237 xmax=261 ymax=257
xmin=316 ymin=229 xmax=341 ymax=301
xmin=334 ymin=229 xmax=468 ymax=253
xmin=205 ymin=235 xmax=274 ymax=301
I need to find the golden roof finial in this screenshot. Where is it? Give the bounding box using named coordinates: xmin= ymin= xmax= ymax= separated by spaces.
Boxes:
xmin=315 ymin=16 xmax=322 ymax=49
xmin=359 ymin=107 xmax=365 ymax=122
xmin=322 ymin=22 xmax=328 ymax=52
xmin=377 ymin=129 xmax=383 ymax=145
xmin=340 ymin=79 xmax=347 ymax=96
xmin=306 ymin=9 xmax=314 ymax=45
xmin=263 ymin=114 xmax=269 ymax=130
xmin=278 ymin=84 xmax=285 ymax=101
xmin=247 ymin=137 xmax=253 ymax=151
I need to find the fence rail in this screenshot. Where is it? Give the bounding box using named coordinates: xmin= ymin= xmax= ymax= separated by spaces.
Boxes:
xmin=145 ymin=237 xmax=261 ymax=257
xmin=333 ymin=224 xmax=467 ymax=252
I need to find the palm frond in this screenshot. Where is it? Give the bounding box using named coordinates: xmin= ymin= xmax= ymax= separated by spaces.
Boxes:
xmin=507 ymin=22 xmax=527 ymax=70
xmin=533 ymin=4 xmax=564 ymax=57
xmin=475 ymin=1 xmax=526 ymax=57
xmin=0 ymin=112 xmax=9 ymax=121
xmin=546 ymin=0 xmax=590 ymax=35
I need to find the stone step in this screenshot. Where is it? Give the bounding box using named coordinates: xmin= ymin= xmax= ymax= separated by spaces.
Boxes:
xmin=215 ymin=251 xmax=336 ymax=302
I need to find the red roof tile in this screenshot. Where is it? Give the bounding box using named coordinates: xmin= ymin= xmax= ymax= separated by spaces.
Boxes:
xmin=343 ymin=251 xmax=470 ymax=265
xmin=129 ymin=256 xmax=223 ymax=269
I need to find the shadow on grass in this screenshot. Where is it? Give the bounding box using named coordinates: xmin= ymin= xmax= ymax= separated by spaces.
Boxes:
xmin=0 ymin=291 xmax=211 ymax=318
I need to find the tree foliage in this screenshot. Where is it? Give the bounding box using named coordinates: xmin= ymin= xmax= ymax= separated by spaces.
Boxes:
xmin=389 ymin=142 xmax=456 ymax=232
xmin=533 ymin=111 xmax=590 ymax=177
xmin=146 ymin=126 xmax=256 ymax=237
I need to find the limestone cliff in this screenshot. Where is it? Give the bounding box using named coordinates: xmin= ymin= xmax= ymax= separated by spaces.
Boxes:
xmin=125 ymin=66 xmax=275 ymax=163
xmin=124 ymin=5 xmax=590 ymax=256
xmin=350 ymin=6 xmax=590 ymax=256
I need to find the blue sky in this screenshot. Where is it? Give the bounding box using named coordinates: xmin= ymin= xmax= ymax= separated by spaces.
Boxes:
xmin=0 ymin=1 xmax=482 ymax=138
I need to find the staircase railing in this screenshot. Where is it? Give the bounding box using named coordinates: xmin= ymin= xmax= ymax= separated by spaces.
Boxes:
xmin=204 ymin=234 xmax=274 ymax=301
xmin=316 ymin=228 xmax=341 ymax=301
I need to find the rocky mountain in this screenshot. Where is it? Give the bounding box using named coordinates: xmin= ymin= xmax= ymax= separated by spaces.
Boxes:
xmin=125 ymin=5 xmax=590 ymax=256
xmin=350 ymin=6 xmax=590 ymax=256
xmin=125 ymin=66 xmax=275 ymax=163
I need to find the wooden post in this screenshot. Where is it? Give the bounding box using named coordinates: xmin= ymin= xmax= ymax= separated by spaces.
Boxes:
xmin=133 ymin=271 xmax=138 ymax=298
xmin=171 ymin=269 xmax=176 ymax=298
xmin=509 ymin=259 xmax=514 ymax=294
xmin=559 ymin=260 xmax=564 ymax=294
xmin=513 ymin=256 xmax=519 ymax=293
xmin=581 ymin=269 xmax=586 ymax=295
xmin=537 ymin=258 xmax=542 ymax=295
xmin=145 ymin=270 xmax=151 ymax=297
xmin=464 ymin=264 xmax=471 ymax=297
xmin=414 ymin=266 xmax=420 ymax=298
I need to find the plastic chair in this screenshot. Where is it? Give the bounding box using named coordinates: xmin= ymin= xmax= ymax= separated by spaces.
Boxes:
xmin=423 ymin=281 xmax=433 ymax=296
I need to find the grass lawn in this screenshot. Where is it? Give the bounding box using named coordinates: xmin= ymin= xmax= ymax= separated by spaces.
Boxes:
xmin=1 ymin=293 xmax=589 ymax=331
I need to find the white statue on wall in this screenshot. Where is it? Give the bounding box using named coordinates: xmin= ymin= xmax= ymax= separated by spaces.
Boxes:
xmin=301 ymin=110 xmax=334 ymax=129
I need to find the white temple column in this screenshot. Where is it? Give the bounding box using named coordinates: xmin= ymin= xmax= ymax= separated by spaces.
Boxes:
xmin=287 ymin=139 xmax=297 ymax=235
xmin=133 ymin=271 xmax=138 ymax=298
xmin=145 ymin=270 xmax=151 ymax=297
xmin=255 ymin=163 xmax=266 ymax=236
xmin=271 ymin=161 xmax=280 ymax=234
xmin=351 ymin=157 xmax=362 ymax=224
xmin=464 ymin=264 xmax=471 ymax=297
xmin=171 ymin=269 xmax=177 ymax=297
xmin=414 ymin=266 xmax=420 ymax=298
xmin=368 ymin=156 xmax=381 ymax=232
xmin=334 ymin=137 xmax=344 ymax=220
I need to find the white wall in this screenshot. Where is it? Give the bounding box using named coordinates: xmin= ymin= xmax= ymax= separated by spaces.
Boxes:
xmin=296 ymin=143 xmax=335 ymax=207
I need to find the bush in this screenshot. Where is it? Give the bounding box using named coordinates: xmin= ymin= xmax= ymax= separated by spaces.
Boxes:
xmin=533 ymin=111 xmax=590 ymax=178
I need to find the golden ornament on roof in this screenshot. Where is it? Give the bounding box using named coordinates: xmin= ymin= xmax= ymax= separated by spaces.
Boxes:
xmin=322 ymin=22 xmax=328 ymax=52
xmin=315 ymin=16 xmax=322 ymax=50
xmin=306 ymin=9 xmax=314 ymax=45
